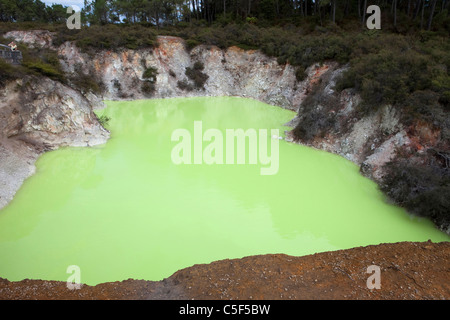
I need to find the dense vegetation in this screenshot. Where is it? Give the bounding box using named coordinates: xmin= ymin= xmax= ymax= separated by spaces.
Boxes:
xmin=1 ymin=0 xmax=449 ymax=32
xmin=177 ymin=61 xmax=209 ymax=91
xmin=0 ymin=0 xmax=449 ymax=230
xmin=381 ymin=155 xmax=450 ymax=229
xmin=0 ymin=34 xmax=65 ymax=85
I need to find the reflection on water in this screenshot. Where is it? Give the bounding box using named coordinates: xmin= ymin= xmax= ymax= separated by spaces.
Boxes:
xmin=0 ymin=97 xmax=448 ymax=285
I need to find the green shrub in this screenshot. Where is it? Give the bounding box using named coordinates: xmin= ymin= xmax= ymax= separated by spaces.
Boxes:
xmin=69 ymin=64 xmax=104 ymax=94
xmin=292 ymin=109 xmax=337 ymax=142
xmin=193 ymin=61 xmax=204 ymax=71
xmin=22 ymin=60 xmax=64 ymax=81
xmin=177 ymin=79 xmax=194 ymax=91
xmin=97 ymin=114 xmax=111 ymax=127
xmin=336 ymin=50 xmax=435 ymax=113
xmin=292 ymin=77 xmax=339 ymax=142
xmin=295 ymin=66 xmax=306 ymax=82
xmin=52 ymin=24 xmax=157 ymax=54
xmin=185 ymin=39 xmax=201 ymax=50
xmin=381 ymin=159 xmax=450 ymax=230
xmin=142 ymin=66 xmax=158 ymax=83
xmin=184 ymin=62 xmax=208 ymax=90
xmin=0 ymin=58 xmax=19 ymax=87
xmin=141 ymin=81 xmax=156 ymax=96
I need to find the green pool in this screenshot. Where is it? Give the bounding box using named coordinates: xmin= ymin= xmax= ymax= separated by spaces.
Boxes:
xmin=0 ymin=97 xmax=447 ymax=285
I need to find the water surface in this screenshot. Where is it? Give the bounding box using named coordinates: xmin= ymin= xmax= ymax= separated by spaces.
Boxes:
xmin=0 ymin=97 xmax=447 ymax=285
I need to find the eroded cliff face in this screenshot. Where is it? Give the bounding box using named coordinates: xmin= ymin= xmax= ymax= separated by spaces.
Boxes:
xmin=56 ymin=35 xmax=312 ymax=110
xmin=0 ymin=73 xmax=109 ymax=209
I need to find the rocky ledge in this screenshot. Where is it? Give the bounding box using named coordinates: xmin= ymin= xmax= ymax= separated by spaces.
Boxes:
xmin=0 ymin=241 xmax=448 ymax=300
xmin=0 ymin=76 xmax=109 ymax=209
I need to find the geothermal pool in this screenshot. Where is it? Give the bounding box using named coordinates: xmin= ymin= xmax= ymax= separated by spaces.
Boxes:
xmin=0 ymin=97 xmax=448 ymax=285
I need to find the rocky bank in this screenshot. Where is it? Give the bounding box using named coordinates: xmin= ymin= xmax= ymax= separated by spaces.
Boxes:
xmin=0 ymin=74 xmax=109 ymax=209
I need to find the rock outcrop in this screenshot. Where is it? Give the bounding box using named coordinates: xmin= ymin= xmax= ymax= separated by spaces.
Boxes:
xmin=0 ymin=75 xmax=109 ymax=209
xmin=56 ymin=36 xmax=311 ymax=110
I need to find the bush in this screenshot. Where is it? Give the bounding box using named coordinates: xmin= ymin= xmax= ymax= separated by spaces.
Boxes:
xmin=142 ymin=66 xmax=158 ymax=83
xmin=0 ymin=58 xmax=19 ymax=87
xmin=185 ymin=39 xmax=201 ymax=51
xmin=292 ymin=108 xmax=337 ymax=142
xmin=53 ymin=24 xmax=157 ymax=54
xmin=97 ymin=114 xmax=111 ymax=127
xmin=69 ymin=64 xmax=104 ymax=94
xmin=177 ymin=79 xmax=194 ymax=91
xmin=22 ymin=60 xmax=64 ymax=81
xmin=184 ymin=62 xmax=208 ymax=90
xmin=381 ymin=159 xmax=450 ymax=230
xmin=141 ymin=81 xmax=156 ymax=96
xmin=335 ymin=33 xmax=449 ymax=123
xmin=292 ymin=78 xmax=339 ymax=142
xmin=336 ymin=50 xmax=433 ymax=111
xmin=295 ymin=66 xmax=306 ymax=81
xmin=193 ymin=61 xmax=204 ymax=71
xmin=0 ymin=36 xmax=67 ymax=86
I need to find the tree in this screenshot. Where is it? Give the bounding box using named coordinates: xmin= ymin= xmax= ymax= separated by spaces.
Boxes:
xmin=427 ymin=0 xmax=438 ymax=30
xmin=84 ymin=0 xmax=112 ymax=24
xmin=393 ymin=0 xmax=398 ymax=28
xmin=46 ymin=4 xmax=67 ymax=23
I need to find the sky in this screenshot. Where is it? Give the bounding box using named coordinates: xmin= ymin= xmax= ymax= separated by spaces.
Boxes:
xmin=42 ymin=0 xmax=85 ymax=10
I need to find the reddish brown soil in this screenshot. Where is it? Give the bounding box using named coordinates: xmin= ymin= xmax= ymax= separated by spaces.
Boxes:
xmin=0 ymin=241 xmax=449 ymax=300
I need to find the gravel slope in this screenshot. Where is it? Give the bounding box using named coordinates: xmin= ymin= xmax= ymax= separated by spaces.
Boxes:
xmin=0 ymin=241 xmax=448 ymax=300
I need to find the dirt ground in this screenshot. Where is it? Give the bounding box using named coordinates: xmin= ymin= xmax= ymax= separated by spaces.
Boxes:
xmin=0 ymin=241 xmax=448 ymax=300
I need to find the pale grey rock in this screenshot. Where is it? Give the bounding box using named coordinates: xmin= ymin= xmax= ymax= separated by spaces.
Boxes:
xmin=0 ymin=77 xmax=109 ymax=210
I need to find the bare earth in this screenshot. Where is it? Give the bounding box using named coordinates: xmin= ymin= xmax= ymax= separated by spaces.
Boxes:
xmin=0 ymin=241 xmax=448 ymax=300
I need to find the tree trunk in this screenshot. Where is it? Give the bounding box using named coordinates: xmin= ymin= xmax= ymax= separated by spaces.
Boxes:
xmin=394 ymin=0 xmax=398 ymax=27
xmin=427 ymin=0 xmax=438 ymax=30
xmin=362 ymin=0 xmax=367 ymax=25
xmin=344 ymin=0 xmax=349 ymax=16
xmin=318 ymin=2 xmax=322 ymax=25
xmin=413 ymin=0 xmax=421 ymax=20
xmin=357 ymin=0 xmax=361 ymax=18
xmin=420 ymin=0 xmax=425 ymax=29
xmin=332 ymin=0 xmax=336 ymax=23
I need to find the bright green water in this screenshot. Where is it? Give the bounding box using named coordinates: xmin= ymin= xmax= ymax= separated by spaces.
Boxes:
xmin=0 ymin=97 xmax=447 ymax=285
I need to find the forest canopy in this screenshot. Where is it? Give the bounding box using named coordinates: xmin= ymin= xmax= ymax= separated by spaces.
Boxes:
xmin=0 ymin=0 xmax=449 ymax=32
